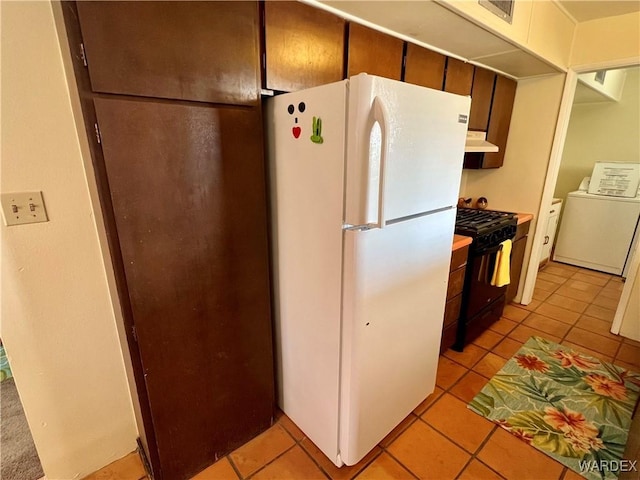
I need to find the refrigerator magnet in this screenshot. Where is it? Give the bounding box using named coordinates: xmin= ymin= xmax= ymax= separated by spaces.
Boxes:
xmin=310 ymin=117 xmax=324 ymax=144
xmin=287 ymin=102 xmax=306 ymax=139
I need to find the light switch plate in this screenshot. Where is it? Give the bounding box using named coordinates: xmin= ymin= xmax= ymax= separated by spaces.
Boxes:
xmin=1 ymin=191 xmax=49 ymax=226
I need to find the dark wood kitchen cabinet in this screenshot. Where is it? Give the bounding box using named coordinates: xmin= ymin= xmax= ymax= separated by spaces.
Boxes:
xmin=404 ymin=44 xmax=446 ymax=90
xmin=468 ymin=67 xmax=496 ymax=131
xmin=441 ymin=243 xmax=469 ymax=353
xmin=347 ymin=23 xmax=404 ymax=80
xmin=506 ymin=219 xmax=531 ymax=304
xmin=64 ymin=2 xmax=275 ymax=480
xmin=443 ymin=57 xmax=474 ymax=96
xmin=264 ymin=1 xmax=345 ymax=92
xmin=465 ymin=74 xmax=517 ymax=169
xmin=76 ymin=1 xmax=261 ymax=105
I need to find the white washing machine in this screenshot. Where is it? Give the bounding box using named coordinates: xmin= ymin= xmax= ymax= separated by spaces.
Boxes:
xmin=554 ymin=185 xmax=640 ymax=276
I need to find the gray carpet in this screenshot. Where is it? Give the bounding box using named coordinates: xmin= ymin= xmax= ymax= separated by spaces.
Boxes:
xmin=1 ymin=378 xmax=44 ymax=480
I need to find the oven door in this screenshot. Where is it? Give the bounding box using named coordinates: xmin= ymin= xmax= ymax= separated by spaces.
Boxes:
xmin=465 ymin=243 xmax=508 ymax=321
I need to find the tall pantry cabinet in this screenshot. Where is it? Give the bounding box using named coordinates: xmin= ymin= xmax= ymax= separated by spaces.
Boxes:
xmin=61 ymin=3 xmax=274 ymax=480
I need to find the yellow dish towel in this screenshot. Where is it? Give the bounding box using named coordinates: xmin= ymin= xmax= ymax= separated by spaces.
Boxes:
xmin=491 ymin=239 xmax=512 ymax=287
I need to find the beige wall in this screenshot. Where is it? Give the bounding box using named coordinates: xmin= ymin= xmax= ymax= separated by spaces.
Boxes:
xmin=571 ymin=12 xmax=640 ymax=69
xmin=1 ymin=2 xmax=137 ymax=478
xmin=460 ymin=73 xmax=566 ymax=300
xmin=554 ymin=67 xmax=640 ymax=204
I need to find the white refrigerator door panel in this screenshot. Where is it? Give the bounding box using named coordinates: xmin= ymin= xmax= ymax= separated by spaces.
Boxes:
xmin=345 ymin=74 xmax=470 ymax=226
xmin=266 ymin=81 xmax=348 ymax=463
xmin=554 ymin=192 xmax=640 ymax=275
xmin=339 ymin=209 xmax=455 ymax=465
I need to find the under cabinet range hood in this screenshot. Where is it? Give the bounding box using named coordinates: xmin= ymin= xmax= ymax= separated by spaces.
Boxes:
xmin=465 ymin=131 xmax=499 ymax=153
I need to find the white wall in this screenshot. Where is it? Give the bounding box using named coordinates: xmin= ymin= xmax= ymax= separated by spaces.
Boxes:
xmin=460 ymin=73 xmax=566 ymax=300
xmin=1 ymin=2 xmax=138 ymax=478
xmin=571 ymin=12 xmax=640 ymax=70
xmin=554 ymin=67 xmax=640 ymax=203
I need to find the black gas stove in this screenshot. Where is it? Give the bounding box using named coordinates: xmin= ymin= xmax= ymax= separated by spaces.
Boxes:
xmin=452 ymin=208 xmax=518 ymax=351
xmin=455 ymin=208 xmax=517 ymax=252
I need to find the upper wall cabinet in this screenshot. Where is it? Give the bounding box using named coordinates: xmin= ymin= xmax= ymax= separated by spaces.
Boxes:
xmin=443 ymin=58 xmax=474 ymax=96
xmin=77 ymin=1 xmax=261 ymax=105
xmin=264 ymin=2 xmax=345 ymax=92
xmin=465 ymin=74 xmax=517 ymax=169
xmin=347 ymin=23 xmax=404 ymax=80
xmin=404 ymin=44 xmax=445 ymax=90
xmin=468 ymin=67 xmax=496 ymax=131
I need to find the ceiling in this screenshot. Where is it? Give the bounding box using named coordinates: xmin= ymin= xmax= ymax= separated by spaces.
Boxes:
xmin=558 ymin=0 xmax=640 ymax=22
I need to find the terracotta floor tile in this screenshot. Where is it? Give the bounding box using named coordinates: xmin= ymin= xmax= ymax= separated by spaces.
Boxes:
xmin=436 ymin=356 xmax=468 ymax=389
xmin=563 ymin=468 xmax=587 ymax=480
xmin=564 ymin=328 xmax=621 ymax=358
xmin=591 ymin=294 xmax=620 ymax=310
xmin=548 ymin=261 xmax=579 ymax=272
xmin=584 ymin=304 xmax=616 ymax=322
xmin=565 ymin=279 xmax=603 ymax=295
xmin=83 ymin=452 xmax=146 ymax=480
xmin=380 ymin=414 xmax=417 ymax=448
xmin=457 ymin=459 xmax=504 ymax=480
xmin=473 ymin=353 xmax=508 ymax=379
xmin=300 ymin=438 xmax=380 ymax=480
xmin=508 ymin=324 xmax=561 ymax=344
xmin=477 ymin=428 xmax=564 ymax=480
xmin=623 ymin=337 xmax=640 ymax=348
xmin=571 ymin=271 xmax=609 ymax=286
xmin=602 ymin=280 xmax=624 ymax=293
xmin=533 ymin=287 xmax=552 ymax=301
xmin=472 ymin=329 xmax=504 ymax=350
xmin=444 ymin=344 xmax=487 ymax=368
xmin=544 ymin=294 xmax=589 ymax=314
xmin=575 ymin=315 xmax=619 ymax=340
xmin=534 ymin=302 xmax=581 ymax=324
xmin=489 ymin=317 xmax=518 ymax=335
xmin=616 ymin=343 xmax=640 ymax=368
xmin=554 ymin=284 xmax=597 ymax=303
xmin=450 ymin=371 xmax=489 ymax=403
xmin=354 ymin=452 xmax=415 ymax=480
xmin=191 ymin=458 xmax=239 ymax=480
xmin=387 ymin=420 xmax=470 ymax=479
xmin=519 ymin=299 xmax=542 ymax=311
xmin=502 ymin=304 xmax=530 ymax=322
xmin=536 ymin=271 xmax=567 ymax=285
xmin=541 ymin=264 xmax=575 ymax=278
xmin=412 ymin=387 xmax=444 ymax=416
xmin=277 ymin=412 xmax=306 ymax=442
xmin=492 ymin=337 xmax=525 ymax=360
xmin=422 ymin=393 xmax=494 ymax=453
xmin=599 ymin=288 xmax=623 ymax=300
xmin=535 ymin=278 xmax=561 ymax=292
xmin=523 ymin=313 xmax=572 ymax=338
xmin=251 ymin=445 xmax=325 ymax=480
xmin=229 ymin=424 xmax=295 ymax=478
xmin=561 ymin=341 xmax=614 ymax=364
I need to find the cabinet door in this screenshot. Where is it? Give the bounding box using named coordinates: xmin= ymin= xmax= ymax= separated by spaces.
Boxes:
xmin=469 ymin=67 xmax=496 ymax=131
xmin=347 ymin=23 xmax=404 ymax=80
xmin=506 ymin=221 xmax=530 ymax=303
xmin=404 ymin=44 xmax=445 ymax=90
xmin=94 ymin=97 xmax=274 ymax=480
xmin=484 ymin=75 xmax=517 ymax=168
xmin=444 ymin=58 xmax=474 ymax=96
xmin=77 ymin=1 xmax=260 ymax=105
xmin=265 ymin=1 xmax=345 ymax=92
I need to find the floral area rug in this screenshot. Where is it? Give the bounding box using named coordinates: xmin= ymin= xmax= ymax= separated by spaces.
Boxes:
xmin=469 ymin=336 xmax=640 ymax=480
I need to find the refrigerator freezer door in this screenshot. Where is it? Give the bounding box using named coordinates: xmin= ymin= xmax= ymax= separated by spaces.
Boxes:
xmin=344 ymin=74 xmax=470 ymax=227
xmin=339 ymin=209 xmax=455 ymax=465
xmin=266 ymin=81 xmax=348 ymax=463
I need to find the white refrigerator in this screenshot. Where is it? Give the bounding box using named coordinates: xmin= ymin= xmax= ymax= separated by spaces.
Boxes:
xmin=266 ymin=74 xmax=470 ymax=466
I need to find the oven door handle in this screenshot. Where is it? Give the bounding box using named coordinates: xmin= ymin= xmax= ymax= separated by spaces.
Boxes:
xmin=475 ymin=243 xmax=503 ymax=257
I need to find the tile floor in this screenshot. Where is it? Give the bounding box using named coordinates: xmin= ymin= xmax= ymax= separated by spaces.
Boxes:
xmin=85 ymin=262 xmax=639 ymax=480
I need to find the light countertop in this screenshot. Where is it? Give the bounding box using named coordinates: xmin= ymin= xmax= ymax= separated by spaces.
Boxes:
xmin=452 ymin=234 xmax=472 ymax=251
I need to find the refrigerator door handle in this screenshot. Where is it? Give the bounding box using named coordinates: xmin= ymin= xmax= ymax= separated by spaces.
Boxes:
xmin=369 ymin=96 xmax=390 ymax=229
